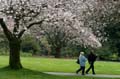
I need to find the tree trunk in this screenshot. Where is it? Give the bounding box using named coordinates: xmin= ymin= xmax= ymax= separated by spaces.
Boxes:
xmin=0 ymin=18 xmax=22 ymax=69
xmin=55 ymin=47 xmax=61 ymax=58
xmin=9 ymin=39 xmax=22 ymax=69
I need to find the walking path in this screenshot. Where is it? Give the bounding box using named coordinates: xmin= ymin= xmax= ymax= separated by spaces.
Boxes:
xmin=44 ymin=72 xmax=120 ymax=78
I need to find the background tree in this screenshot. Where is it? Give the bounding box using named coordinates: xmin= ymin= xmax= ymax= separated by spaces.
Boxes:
xmin=40 ymin=9 xmax=78 ymax=58
xmin=21 ymin=35 xmax=40 ymax=55
xmin=83 ymin=0 xmax=120 ymax=57
xmin=34 ymin=0 xmax=102 ymax=58
xmin=42 ymin=25 xmax=76 ymax=58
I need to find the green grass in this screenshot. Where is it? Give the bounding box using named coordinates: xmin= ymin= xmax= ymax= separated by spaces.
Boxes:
xmin=0 ymin=56 xmax=120 ymax=79
xmin=21 ymin=56 xmax=120 ymax=75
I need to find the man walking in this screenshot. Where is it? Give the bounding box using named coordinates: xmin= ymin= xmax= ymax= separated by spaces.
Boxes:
xmin=86 ymin=51 xmax=97 ymax=75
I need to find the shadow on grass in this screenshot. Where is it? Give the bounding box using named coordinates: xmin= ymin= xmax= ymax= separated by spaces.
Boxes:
xmin=0 ymin=66 xmax=46 ymax=74
xmin=0 ymin=66 xmax=71 ymax=79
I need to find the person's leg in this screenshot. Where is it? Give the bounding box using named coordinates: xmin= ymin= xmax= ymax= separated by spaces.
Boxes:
xmin=76 ymin=66 xmax=82 ymax=74
xmin=86 ymin=64 xmax=92 ymax=74
xmin=91 ymin=63 xmax=95 ymax=74
xmin=82 ymin=66 xmax=85 ymax=75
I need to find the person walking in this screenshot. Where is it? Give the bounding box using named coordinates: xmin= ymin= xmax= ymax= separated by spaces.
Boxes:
xmin=86 ymin=51 xmax=97 ymax=75
xmin=76 ymin=52 xmax=87 ymax=75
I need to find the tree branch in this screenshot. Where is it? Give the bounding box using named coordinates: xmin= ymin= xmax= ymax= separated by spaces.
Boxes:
xmin=18 ymin=19 xmax=44 ymax=38
xmin=0 ymin=18 xmax=13 ymax=40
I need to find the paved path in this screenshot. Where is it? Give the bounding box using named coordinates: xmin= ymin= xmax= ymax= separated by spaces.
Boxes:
xmin=44 ymin=72 xmax=120 ymax=78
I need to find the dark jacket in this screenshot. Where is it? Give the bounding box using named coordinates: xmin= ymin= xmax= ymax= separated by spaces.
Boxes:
xmin=87 ymin=52 xmax=97 ymax=63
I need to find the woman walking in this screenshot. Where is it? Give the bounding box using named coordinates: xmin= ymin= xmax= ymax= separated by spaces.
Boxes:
xmin=76 ymin=52 xmax=87 ymax=75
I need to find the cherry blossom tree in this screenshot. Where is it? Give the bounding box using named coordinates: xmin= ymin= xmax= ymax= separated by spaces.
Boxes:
xmin=0 ymin=0 xmax=45 ymax=69
xmin=30 ymin=0 xmax=102 ymax=58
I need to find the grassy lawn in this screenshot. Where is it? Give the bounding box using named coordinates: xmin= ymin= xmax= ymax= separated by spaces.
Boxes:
xmin=0 ymin=56 xmax=120 ymax=79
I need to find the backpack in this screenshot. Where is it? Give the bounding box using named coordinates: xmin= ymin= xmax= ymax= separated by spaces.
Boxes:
xmin=76 ymin=59 xmax=79 ymax=64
